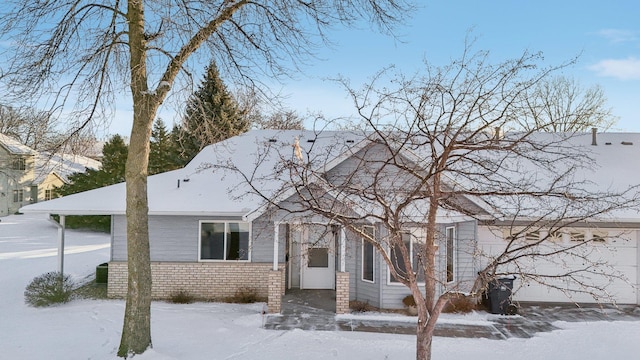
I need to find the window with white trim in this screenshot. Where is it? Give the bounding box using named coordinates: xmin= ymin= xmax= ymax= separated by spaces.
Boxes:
xmin=45 ymin=189 xmax=53 ymax=201
xmin=389 ymin=229 xmax=425 ymax=284
xmin=361 ymin=225 xmax=375 ymax=283
xmin=445 ymin=226 xmax=456 ymax=283
xmin=200 ymin=221 xmax=250 ymax=261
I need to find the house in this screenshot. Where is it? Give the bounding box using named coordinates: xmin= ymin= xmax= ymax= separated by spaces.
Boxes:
xmin=0 ymin=133 xmax=101 ymax=216
xmin=19 ymin=129 xmax=640 ymax=313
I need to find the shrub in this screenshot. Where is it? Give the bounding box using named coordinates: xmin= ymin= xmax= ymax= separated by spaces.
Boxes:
xmin=442 ymin=293 xmax=477 ymax=314
xmin=24 ymin=272 xmax=74 ymax=307
xmin=402 ymin=295 xmax=416 ymax=307
xmin=227 ymin=288 xmax=264 ymax=303
xmin=169 ymin=289 xmax=195 ymax=304
xmin=350 ymin=300 xmax=375 ymax=313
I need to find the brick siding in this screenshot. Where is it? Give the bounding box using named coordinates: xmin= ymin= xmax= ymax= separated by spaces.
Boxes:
xmin=107 ymin=261 xmax=284 ymax=300
xmin=336 ymin=271 xmax=350 ymax=314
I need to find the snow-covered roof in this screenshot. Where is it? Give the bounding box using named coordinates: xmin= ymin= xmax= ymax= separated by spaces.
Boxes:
xmin=0 ymin=133 xmax=37 ymax=155
xmin=20 ymin=130 xmax=366 ymax=216
xmin=33 ymin=153 xmax=102 ymax=184
xmin=19 ymin=130 xmax=640 ymax=222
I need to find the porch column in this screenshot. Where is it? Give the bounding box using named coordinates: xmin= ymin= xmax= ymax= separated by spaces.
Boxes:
xmin=335 ymin=271 xmax=350 ymax=314
xmin=335 ymin=226 xmax=349 ymax=314
xmin=339 ymin=226 xmax=346 ymax=272
xmin=268 ymin=222 xmax=283 ymax=313
xmin=272 ymin=222 xmax=280 ymax=271
xmin=57 ymin=215 xmax=65 ymax=274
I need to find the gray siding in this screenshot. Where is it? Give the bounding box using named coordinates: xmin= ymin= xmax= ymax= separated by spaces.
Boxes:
xmin=454 ymin=220 xmax=477 ymax=293
xmin=251 ymin=214 xmax=286 ymax=263
xmin=112 ymin=214 xmax=249 ymax=262
xmin=351 ymin=225 xmax=381 ymax=307
xmin=377 ymin=221 xmax=478 ymax=309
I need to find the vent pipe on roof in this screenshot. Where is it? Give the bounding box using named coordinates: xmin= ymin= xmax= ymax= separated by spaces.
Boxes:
xmin=177 ymin=179 xmax=180 ymax=188
xmin=591 ymin=128 xmax=598 ymax=146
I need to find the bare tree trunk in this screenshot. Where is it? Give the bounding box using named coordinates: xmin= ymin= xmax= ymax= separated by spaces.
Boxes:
xmin=416 ymin=322 xmax=433 ymax=360
xmin=118 ymin=1 xmax=155 ymax=357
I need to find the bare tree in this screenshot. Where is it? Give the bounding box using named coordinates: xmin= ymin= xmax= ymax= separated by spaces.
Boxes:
xmin=220 ymin=48 xmax=640 ymax=360
xmin=0 ymin=1 xmax=413 ymax=357
xmin=254 ymin=109 xmax=306 ymax=130
xmin=514 ymin=75 xmax=616 ymax=132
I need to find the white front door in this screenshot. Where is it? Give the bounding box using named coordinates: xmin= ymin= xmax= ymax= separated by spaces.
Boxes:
xmin=301 ymin=225 xmax=335 ymax=289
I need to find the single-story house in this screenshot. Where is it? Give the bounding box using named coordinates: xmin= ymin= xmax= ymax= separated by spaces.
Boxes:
xmin=20 ymin=129 xmax=640 ymax=312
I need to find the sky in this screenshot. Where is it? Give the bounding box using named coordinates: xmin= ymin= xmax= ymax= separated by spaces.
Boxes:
xmin=260 ymin=0 xmax=640 ymax=133
xmin=1 ymin=1 xmax=638 ymax=137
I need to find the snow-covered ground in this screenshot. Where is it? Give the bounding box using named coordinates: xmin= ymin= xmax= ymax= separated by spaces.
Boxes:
xmin=2 ymin=213 xmax=640 ymax=360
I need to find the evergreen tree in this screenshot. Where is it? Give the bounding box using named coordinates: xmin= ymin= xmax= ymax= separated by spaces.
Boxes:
xmin=55 ymin=134 xmax=129 ymax=231
xmin=149 ymin=119 xmax=182 ymax=174
xmin=178 ymin=62 xmax=249 ymax=162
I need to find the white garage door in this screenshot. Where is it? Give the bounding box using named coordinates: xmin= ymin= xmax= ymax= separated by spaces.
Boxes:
xmin=479 ymin=227 xmax=638 ymax=305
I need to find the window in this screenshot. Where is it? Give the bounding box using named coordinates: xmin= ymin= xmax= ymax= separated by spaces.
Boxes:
xmin=13 ymin=189 xmax=23 ymax=203
xmin=389 ymin=230 xmax=425 ymax=284
xmin=361 ymin=225 xmax=375 ymax=283
xmin=445 ymin=227 xmax=456 ymax=283
xmin=569 ymin=231 xmax=585 ymax=242
xmin=12 ymin=158 xmax=26 ymax=170
xmin=308 ymin=248 xmax=329 ymax=267
xmin=45 ymin=189 xmax=53 ymax=201
xmin=525 ymin=230 xmax=540 ymax=242
xmin=568 ymin=229 xmax=606 ymax=243
xmin=200 ymin=221 xmax=250 ymax=261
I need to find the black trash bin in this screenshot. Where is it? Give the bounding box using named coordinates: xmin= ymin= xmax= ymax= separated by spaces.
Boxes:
xmin=487 ymin=276 xmax=517 ymax=315
xmin=96 ymin=262 xmax=108 ymax=284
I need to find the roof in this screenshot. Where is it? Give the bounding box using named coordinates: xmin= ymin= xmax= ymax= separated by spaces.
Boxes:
xmin=19 ymin=129 xmax=640 ymax=223
xmin=20 ymin=130 xmax=367 ymax=216
xmin=33 ymin=153 xmax=102 ymax=184
xmin=0 ymin=133 xmax=37 ymax=155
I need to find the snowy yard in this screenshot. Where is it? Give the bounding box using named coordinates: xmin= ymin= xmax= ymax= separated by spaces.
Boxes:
xmin=1 ymin=213 xmax=640 ymax=360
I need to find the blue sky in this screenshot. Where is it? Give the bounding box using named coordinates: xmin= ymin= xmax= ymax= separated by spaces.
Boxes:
xmin=38 ymin=0 xmax=635 ymax=136
xmin=262 ymin=0 xmax=640 ymax=132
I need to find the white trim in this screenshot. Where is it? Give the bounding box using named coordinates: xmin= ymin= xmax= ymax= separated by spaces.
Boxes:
xmin=387 ymin=228 xmax=426 ymax=286
xmin=361 ymin=225 xmax=375 ymax=284
xmin=340 ymin=227 xmax=346 ymax=272
xmin=198 ymin=220 xmax=252 ymax=262
xmin=273 ymin=222 xmax=280 ymax=271
xmin=445 ymin=226 xmax=456 ymax=283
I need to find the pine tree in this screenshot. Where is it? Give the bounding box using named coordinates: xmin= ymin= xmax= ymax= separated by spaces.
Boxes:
xmin=178 ymin=62 xmax=249 ymax=162
xmin=149 ymin=119 xmax=182 ymax=174
xmin=56 ymin=134 xmax=129 ymax=231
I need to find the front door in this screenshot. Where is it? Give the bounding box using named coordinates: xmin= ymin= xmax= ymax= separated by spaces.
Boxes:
xmin=301 ymin=225 xmax=335 ymax=289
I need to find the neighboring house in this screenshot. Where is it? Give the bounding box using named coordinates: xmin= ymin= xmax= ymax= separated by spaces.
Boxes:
xmin=0 ymin=133 xmax=101 ymax=216
xmin=20 ymin=130 xmax=640 ymax=313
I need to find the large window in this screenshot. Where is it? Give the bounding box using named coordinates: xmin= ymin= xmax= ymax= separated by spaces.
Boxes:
xmin=445 ymin=227 xmax=456 ymax=283
xmin=389 ymin=230 xmax=425 ymax=284
xmin=361 ymin=225 xmax=375 ymax=283
xmin=200 ymin=221 xmax=250 ymax=261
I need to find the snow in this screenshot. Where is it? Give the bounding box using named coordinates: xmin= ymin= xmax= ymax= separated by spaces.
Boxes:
xmin=2 ymin=213 xmax=640 ymax=360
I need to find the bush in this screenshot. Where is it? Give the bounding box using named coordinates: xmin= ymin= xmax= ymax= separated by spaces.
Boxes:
xmin=24 ymin=272 xmax=74 ymax=307
xmin=169 ymin=289 xmax=195 ymax=304
xmin=227 ymin=288 xmax=264 ymax=304
xmin=442 ymin=293 xmax=477 ymax=314
xmin=402 ymin=295 xmax=416 ymax=307
xmin=350 ymin=300 xmax=376 ymax=313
